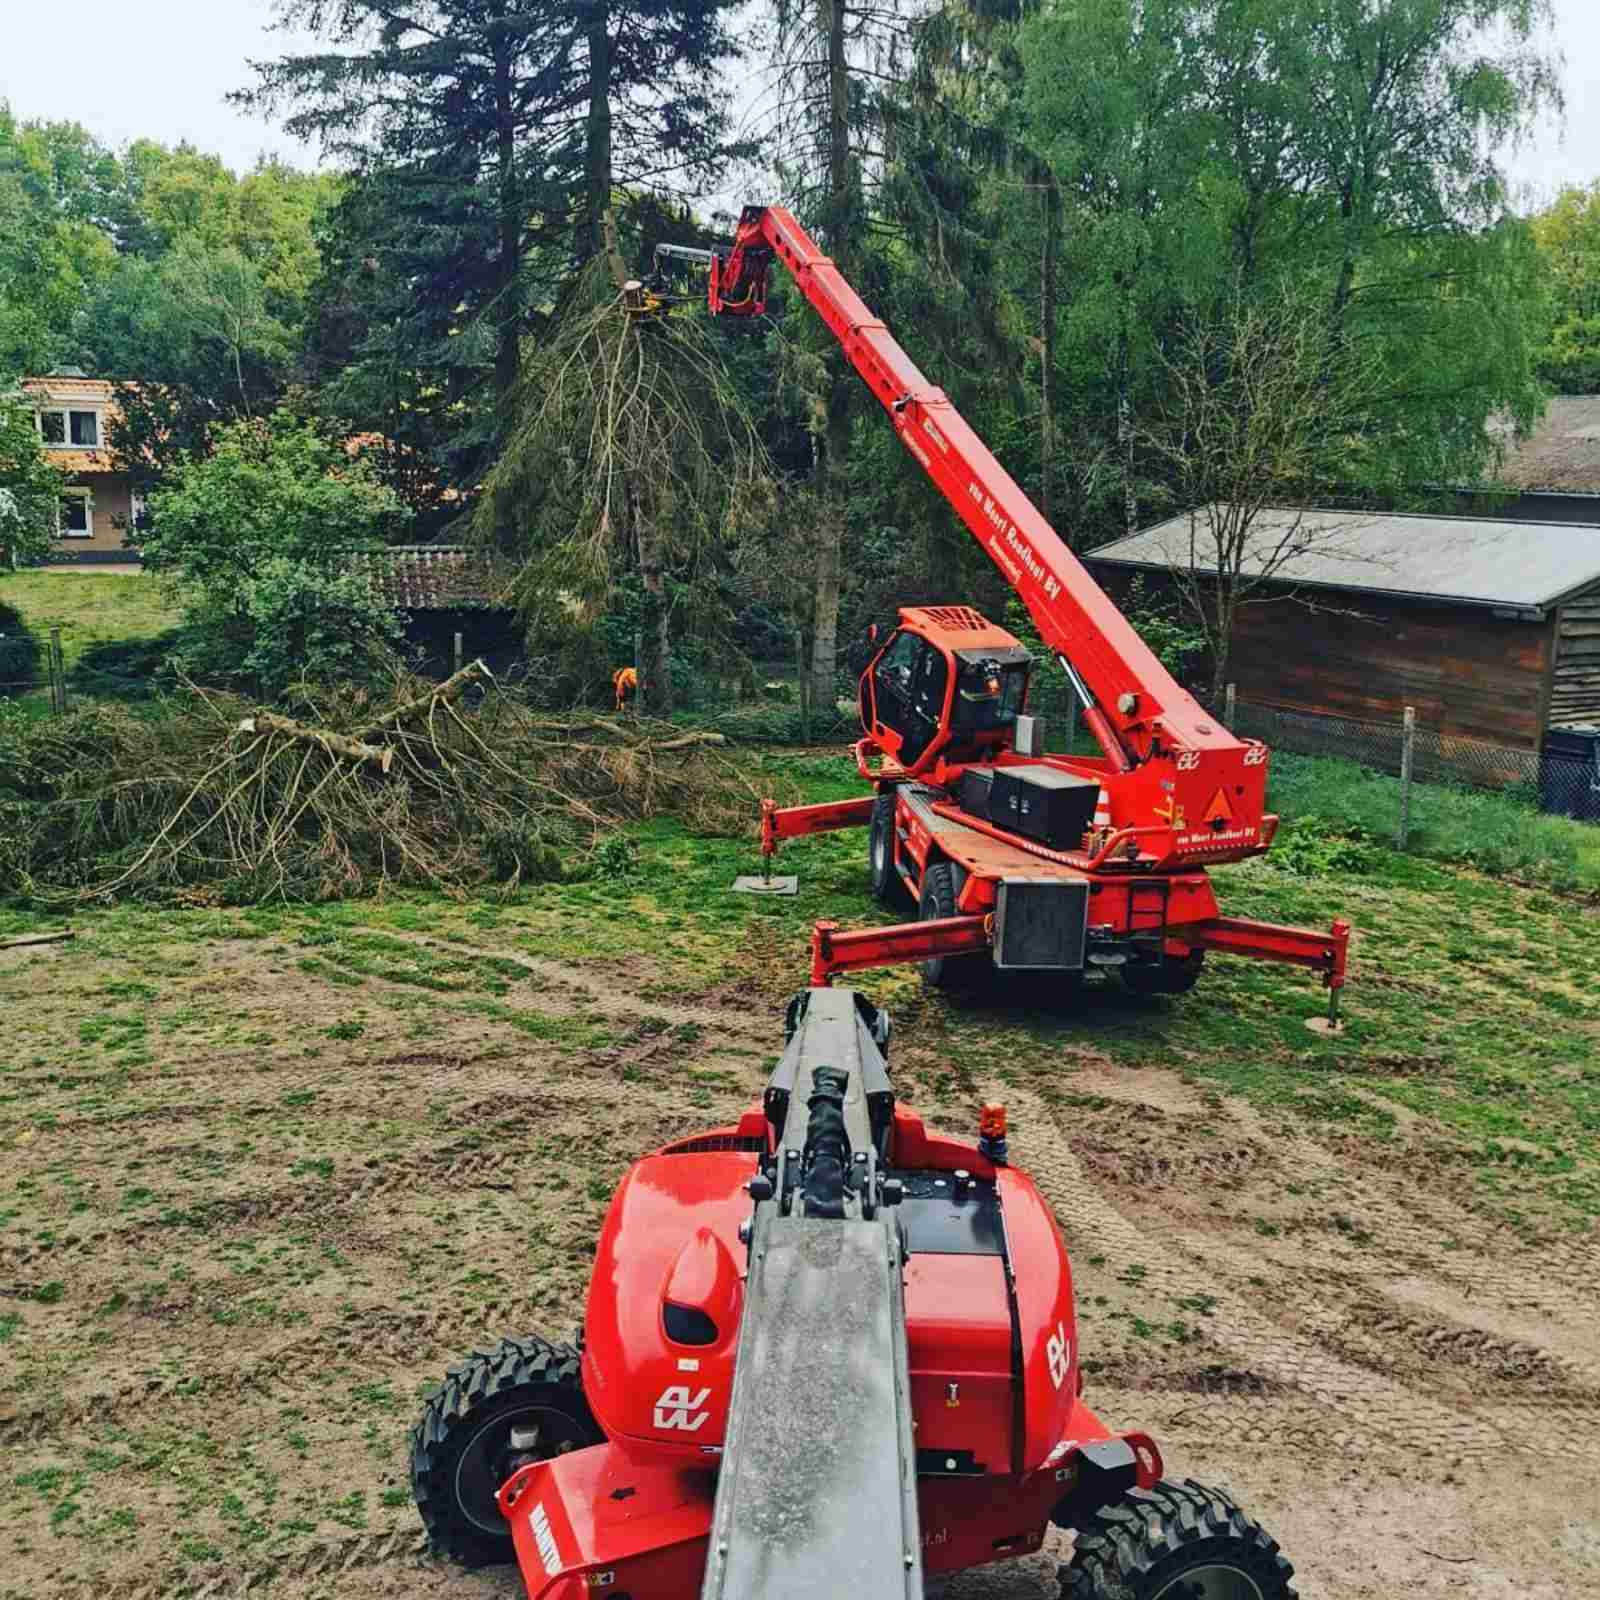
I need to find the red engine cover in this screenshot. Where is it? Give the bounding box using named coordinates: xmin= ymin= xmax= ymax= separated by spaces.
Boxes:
xmin=582 ymin=1146 xmax=756 ymax=1455
xmin=581 ymin=1110 xmax=1080 ymax=1477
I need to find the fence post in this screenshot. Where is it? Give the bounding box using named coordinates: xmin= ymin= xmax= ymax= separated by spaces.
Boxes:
xmin=49 ymin=627 xmax=65 ymax=716
xmin=1398 ymin=705 xmax=1415 ymax=850
xmin=452 ymin=631 xmax=463 ymax=676
xmin=1224 ymin=681 xmax=1236 ymax=731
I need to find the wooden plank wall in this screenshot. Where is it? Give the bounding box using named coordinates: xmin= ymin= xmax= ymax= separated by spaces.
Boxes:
xmin=1551 ymin=582 xmax=1600 ymax=729
xmin=1091 ymin=569 xmax=1552 ymax=750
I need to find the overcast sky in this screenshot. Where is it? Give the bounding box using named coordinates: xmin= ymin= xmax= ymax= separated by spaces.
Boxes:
xmin=0 ymin=0 xmax=1596 ymax=204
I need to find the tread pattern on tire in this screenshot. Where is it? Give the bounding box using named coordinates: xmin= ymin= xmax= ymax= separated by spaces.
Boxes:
xmin=410 ymin=1333 xmax=597 ymax=1568
xmin=869 ymin=792 xmax=906 ymax=907
xmin=1064 ymin=1478 xmax=1297 ymax=1599
xmin=919 ymin=860 xmax=986 ymax=991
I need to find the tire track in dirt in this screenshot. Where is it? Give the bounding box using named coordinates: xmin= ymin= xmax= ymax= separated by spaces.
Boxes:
xmin=0 ymin=1062 xmax=756 ymax=1273
xmin=43 ymin=1528 xmax=435 ymax=1600
xmin=373 ymin=932 xmax=780 ymax=1044
xmin=0 ymin=1292 xmax=580 ymax=1449
xmin=0 ymin=1134 xmax=542 ymax=1273
xmin=999 ymin=1080 xmax=1583 ymax=1466
xmin=1059 ymin=1058 xmax=1600 ymax=1335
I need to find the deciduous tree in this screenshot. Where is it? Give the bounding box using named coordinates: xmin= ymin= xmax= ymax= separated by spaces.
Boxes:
xmin=1136 ymin=293 xmax=1385 ymax=698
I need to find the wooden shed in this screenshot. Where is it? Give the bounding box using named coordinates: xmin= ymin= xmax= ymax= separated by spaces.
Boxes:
xmin=1085 ymin=508 xmax=1600 ymax=752
xmin=348 ymin=545 xmax=524 ymax=678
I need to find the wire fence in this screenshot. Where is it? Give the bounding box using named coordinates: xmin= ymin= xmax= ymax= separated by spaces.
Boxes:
xmin=10 ymin=626 xmax=1598 ymax=835
xmin=1214 ymin=692 xmax=1600 ymax=836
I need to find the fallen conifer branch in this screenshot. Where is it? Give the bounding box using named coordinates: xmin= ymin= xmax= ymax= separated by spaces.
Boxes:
xmin=0 ymin=929 xmax=74 ymax=949
xmin=237 ymin=712 xmax=395 ymax=773
xmin=352 ymin=657 xmax=493 ymax=742
xmin=0 ymin=673 xmax=793 ymax=905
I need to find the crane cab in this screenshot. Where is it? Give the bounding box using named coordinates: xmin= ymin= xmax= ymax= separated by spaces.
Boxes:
xmin=860 ymin=606 xmax=1032 ymax=774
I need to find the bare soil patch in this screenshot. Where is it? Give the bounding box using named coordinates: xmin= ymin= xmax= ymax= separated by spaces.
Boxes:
xmin=2 ymin=920 xmax=1596 ymax=1600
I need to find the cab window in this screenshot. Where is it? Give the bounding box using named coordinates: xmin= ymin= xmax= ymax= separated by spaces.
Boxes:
xmin=951 ymin=661 xmax=1028 ymax=733
xmin=874 ymin=631 xmax=920 ymax=699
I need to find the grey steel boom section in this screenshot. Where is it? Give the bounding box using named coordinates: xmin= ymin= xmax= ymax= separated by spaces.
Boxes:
xmin=700 ymin=988 xmax=922 ymax=1600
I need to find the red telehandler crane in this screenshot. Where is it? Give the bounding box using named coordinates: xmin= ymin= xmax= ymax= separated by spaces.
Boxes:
xmin=677 ymin=206 xmax=1350 ymax=1015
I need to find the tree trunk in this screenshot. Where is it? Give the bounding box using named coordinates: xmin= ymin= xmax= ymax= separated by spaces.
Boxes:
xmin=810 ymin=463 xmax=843 ymax=718
xmin=825 ymin=0 xmax=849 ymax=221
xmin=1209 ymin=581 xmax=1233 ymax=704
xmin=1118 ymin=294 xmax=1136 ymax=535
xmin=634 ymin=489 xmax=673 ymax=717
xmin=584 ymin=2 xmax=613 ymax=263
xmin=494 ymin=43 xmax=521 ymax=406
xmin=1040 ymin=176 xmax=1059 ymax=528
xmin=810 ymin=0 xmax=851 ymax=717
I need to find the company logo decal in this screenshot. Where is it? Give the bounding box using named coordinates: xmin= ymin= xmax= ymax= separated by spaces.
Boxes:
xmin=653 ymin=1384 xmax=712 ymax=1431
xmin=1046 ymin=1321 xmax=1071 ymax=1389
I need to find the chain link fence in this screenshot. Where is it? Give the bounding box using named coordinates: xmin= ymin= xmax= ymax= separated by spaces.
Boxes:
xmin=1217 ymin=692 xmax=1600 ymax=837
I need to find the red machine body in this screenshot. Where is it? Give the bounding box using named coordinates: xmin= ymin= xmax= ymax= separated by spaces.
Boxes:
xmin=709 ymin=205 xmax=1349 ymax=1007
xmin=492 ymin=1106 xmax=1158 ymax=1598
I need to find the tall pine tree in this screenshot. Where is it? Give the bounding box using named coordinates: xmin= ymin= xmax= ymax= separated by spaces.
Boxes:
xmin=239 ymin=0 xmax=743 ymax=480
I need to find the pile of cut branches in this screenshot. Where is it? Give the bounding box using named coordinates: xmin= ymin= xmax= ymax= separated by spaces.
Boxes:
xmin=0 ymin=663 xmax=787 ymax=904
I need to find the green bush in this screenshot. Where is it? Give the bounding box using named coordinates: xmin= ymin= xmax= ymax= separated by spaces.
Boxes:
xmin=1265 ymin=813 xmax=1371 ymax=876
xmin=140 ymin=411 xmax=411 ymax=698
xmin=1267 ymin=752 xmax=1595 ymax=893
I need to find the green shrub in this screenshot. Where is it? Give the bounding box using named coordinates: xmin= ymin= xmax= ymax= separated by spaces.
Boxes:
xmin=1266 ymin=813 xmax=1370 ymax=876
xmin=140 ymin=411 xmax=411 ymax=698
xmin=0 ymin=599 xmax=40 ymax=695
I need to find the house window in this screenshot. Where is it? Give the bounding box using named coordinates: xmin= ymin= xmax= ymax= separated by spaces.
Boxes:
xmin=58 ymin=490 xmax=93 ymax=539
xmin=36 ymin=409 xmax=100 ymax=448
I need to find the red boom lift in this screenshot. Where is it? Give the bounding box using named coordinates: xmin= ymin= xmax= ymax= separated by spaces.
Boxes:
xmin=411 ymin=987 xmax=1298 ymax=1599
xmin=700 ymin=206 xmax=1350 ymax=1015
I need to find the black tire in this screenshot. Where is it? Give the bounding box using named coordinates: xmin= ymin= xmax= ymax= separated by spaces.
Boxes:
xmin=411 ymin=1334 xmax=603 ymax=1568
xmin=1064 ymin=1479 xmax=1296 ymax=1600
xmin=918 ymin=860 xmax=988 ymax=992
xmin=868 ymin=792 xmax=908 ymax=907
xmin=1120 ymin=950 xmax=1205 ymax=997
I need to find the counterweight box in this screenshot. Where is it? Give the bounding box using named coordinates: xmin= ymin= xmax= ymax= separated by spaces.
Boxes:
xmin=989 ymin=764 xmax=1099 ymax=849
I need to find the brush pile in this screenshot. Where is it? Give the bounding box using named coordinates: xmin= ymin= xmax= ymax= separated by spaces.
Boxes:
xmin=0 ymin=663 xmax=786 ymax=904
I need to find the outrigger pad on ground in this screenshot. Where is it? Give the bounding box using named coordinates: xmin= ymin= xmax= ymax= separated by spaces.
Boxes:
xmin=732 ymin=874 xmax=798 ymax=896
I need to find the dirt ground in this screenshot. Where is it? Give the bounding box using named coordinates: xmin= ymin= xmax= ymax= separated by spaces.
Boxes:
xmin=2 ymin=920 xmax=1597 ymax=1600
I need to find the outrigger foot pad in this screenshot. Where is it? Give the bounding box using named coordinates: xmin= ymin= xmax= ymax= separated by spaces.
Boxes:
xmin=732 ymin=875 xmax=798 ymax=896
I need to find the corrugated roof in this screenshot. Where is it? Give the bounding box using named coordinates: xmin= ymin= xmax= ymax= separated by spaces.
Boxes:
xmin=349 ymin=546 xmax=511 ymax=611
xmin=1086 ymin=506 xmax=1600 ymax=611
xmin=1492 ymin=397 xmax=1600 ymax=492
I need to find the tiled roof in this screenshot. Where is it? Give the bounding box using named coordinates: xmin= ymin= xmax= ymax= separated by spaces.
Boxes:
xmin=349 ymin=545 xmax=511 ymax=610
xmin=21 ymin=376 xmax=127 ymax=476
xmin=48 ymin=450 xmax=118 ymax=475
xmin=23 ymin=376 xmax=120 ymax=405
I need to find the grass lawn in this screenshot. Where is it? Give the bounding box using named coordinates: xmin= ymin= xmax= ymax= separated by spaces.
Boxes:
xmin=1 ymin=746 xmax=1596 ymax=1597
xmin=0 ymin=567 xmax=178 ymax=676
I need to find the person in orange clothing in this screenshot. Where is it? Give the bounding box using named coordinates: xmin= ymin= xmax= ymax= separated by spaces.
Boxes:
xmin=613 ymin=666 xmax=638 ymax=713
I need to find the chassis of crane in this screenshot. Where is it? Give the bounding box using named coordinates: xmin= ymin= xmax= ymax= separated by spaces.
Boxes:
xmin=411 ymin=988 xmax=1298 ymax=1599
